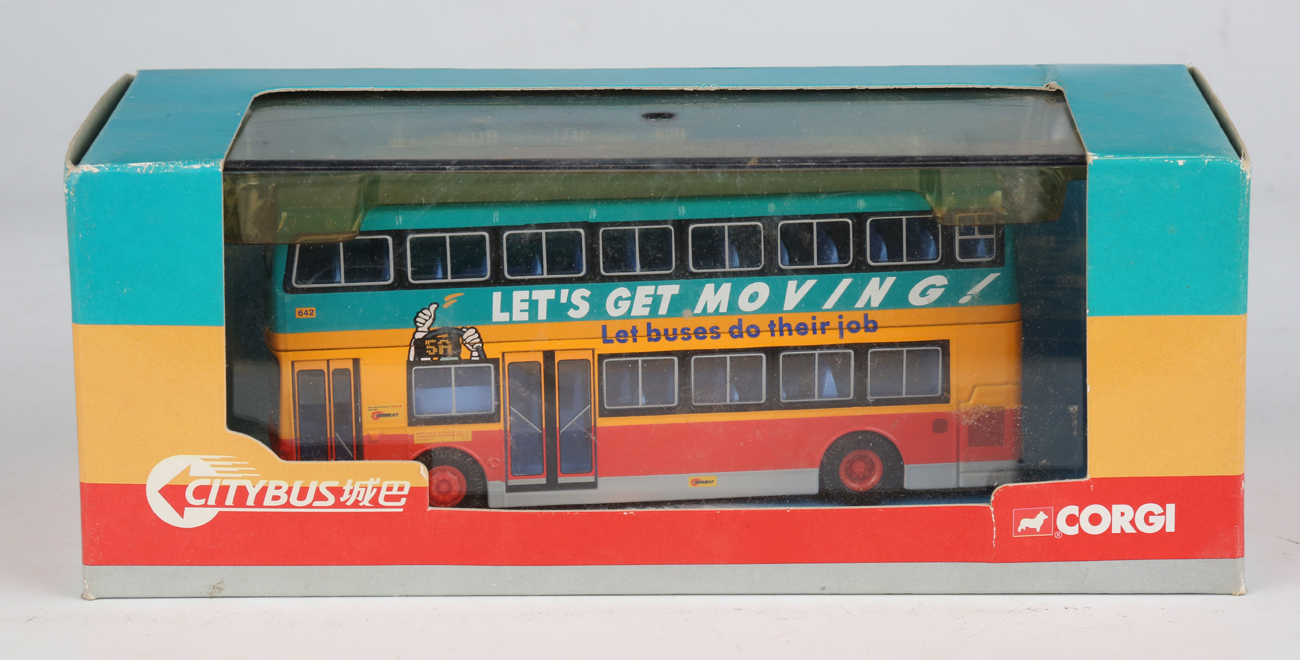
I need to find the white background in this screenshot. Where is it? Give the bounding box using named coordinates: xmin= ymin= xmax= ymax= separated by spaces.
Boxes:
xmin=2 ymin=1 xmax=1298 ymax=657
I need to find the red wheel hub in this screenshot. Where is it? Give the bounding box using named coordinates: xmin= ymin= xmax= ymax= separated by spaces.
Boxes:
xmin=428 ymin=465 xmax=468 ymax=507
xmin=839 ymin=449 xmax=884 ymax=492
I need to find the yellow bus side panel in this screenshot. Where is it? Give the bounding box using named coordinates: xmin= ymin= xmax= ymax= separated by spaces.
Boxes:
xmin=276 ymin=319 xmax=1023 ymax=440
xmin=1087 ymin=314 xmax=1245 ymax=478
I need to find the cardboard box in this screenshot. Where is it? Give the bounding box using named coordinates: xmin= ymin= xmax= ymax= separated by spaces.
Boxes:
xmin=65 ymin=66 xmax=1248 ymax=597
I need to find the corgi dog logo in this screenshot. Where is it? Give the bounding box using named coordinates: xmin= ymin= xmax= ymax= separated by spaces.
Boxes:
xmin=1011 ymin=507 xmax=1055 ymax=537
xmin=408 ymin=302 xmax=485 ymax=362
xmin=1017 ymin=511 xmax=1048 ymax=533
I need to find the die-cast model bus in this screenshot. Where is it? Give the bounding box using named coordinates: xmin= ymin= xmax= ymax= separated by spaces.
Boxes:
xmin=267 ymin=191 xmax=1022 ymax=508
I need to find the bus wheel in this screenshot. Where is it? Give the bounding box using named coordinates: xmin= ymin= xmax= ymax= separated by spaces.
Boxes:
xmin=819 ymin=433 xmax=904 ymax=505
xmin=417 ymin=448 xmax=487 ymax=508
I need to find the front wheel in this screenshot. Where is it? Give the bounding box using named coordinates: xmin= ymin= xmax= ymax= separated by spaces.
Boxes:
xmin=417 ymin=448 xmax=488 ymax=508
xmin=819 ymin=433 xmax=904 ymax=505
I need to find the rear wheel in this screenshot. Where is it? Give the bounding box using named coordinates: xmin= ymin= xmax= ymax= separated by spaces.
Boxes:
xmin=819 ymin=433 xmax=904 ymax=505
xmin=417 ymin=448 xmax=488 ymax=508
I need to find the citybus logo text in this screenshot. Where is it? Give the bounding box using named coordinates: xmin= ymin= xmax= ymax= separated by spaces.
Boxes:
xmin=146 ymin=455 xmax=411 ymax=529
xmin=1054 ymin=503 xmax=1177 ymax=536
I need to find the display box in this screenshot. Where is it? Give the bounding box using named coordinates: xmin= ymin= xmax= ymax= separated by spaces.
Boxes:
xmin=65 ymin=66 xmax=1249 ymax=597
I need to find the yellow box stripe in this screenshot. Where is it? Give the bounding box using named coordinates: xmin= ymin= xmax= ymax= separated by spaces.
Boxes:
xmin=76 ymin=316 xmax=1244 ymax=484
xmin=73 ymin=324 xmax=422 ymax=485
xmin=1087 ymin=315 xmax=1245 ymax=478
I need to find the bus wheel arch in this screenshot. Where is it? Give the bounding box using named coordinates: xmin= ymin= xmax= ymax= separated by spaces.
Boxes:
xmin=819 ymin=432 xmax=905 ymax=504
xmin=416 ymin=447 xmax=488 ymax=509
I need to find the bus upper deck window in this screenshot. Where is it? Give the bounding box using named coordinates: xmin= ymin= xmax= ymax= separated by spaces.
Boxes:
xmin=955 ymin=225 xmax=997 ymax=262
xmin=867 ymin=216 xmax=940 ymax=266
xmin=779 ymin=219 xmax=852 ymax=269
xmin=600 ymin=226 xmax=674 ymax=275
xmin=408 ymin=232 xmax=490 ymax=283
xmin=689 ymin=222 xmax=763 ymax=272
xmin=504 ymin=229 xmax=585 ymax=279
xmin=293 ymin=236 xmax=393 ymax=288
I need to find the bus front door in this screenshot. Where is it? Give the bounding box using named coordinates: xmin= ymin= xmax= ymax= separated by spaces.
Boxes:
xmin=291 ymin=360 xmax=360 ymax=462
xmin=502 ymin=350 xmax=596 ymax=490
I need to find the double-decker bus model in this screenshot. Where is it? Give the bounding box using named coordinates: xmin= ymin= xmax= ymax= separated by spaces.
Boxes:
xmin=268 ymin=192 xmax=1023 ymax=508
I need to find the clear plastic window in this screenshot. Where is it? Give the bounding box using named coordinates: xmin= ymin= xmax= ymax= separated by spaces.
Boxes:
xmin=223 ymin=88 xmax=1092 ymax=510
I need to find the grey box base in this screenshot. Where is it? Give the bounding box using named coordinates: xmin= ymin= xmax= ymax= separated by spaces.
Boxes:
xmin=83 ymin=559 xmax=1244 ymax=598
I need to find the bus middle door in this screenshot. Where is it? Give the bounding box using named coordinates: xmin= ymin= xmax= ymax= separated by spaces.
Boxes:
xmin=291 ymin=359 xmax=360 ymax=462
xmin=502 ymin=350 xmax=596 ymax=490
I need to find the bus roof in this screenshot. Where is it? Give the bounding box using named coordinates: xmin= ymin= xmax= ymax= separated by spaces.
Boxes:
xmin=359 ymin=191 xmax=931 ymax=231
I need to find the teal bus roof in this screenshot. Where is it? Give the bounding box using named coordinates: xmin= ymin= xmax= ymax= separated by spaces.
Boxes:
xmin=359 ymin=191 xmax=931 ymax=231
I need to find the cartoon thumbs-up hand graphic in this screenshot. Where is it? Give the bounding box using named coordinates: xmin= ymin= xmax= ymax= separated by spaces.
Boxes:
xmin=413 ymin=302 xmax=439 ymax=332
xmin=461 ymin=327 xmax=484 ymax=360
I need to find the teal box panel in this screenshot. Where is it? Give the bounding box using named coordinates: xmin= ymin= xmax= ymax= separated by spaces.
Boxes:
xmin=67 ymin=66 xmax=1249 ymax=326
xmin=82 ymin=67 xmax=1062 ymax=166
xmin=66 ymin=164 xmax=225 ymax=326
xmin=1052 ymin=65 xmax=1237 ymax=160
xmin=1087 ymin=156 xmax=1249 ymax=317
xmin=81 ymin=66 xmax=1237 ymax=167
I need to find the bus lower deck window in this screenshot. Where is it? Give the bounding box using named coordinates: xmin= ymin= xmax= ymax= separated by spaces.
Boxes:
xmin=411 ymin=363 xmax=496 ymax=416
xmin=690 ymin=222 xmax=763 ymax=272
xmin=408 ymin=233 xmax=490 ymax=282
xmin=504 ymin=229 xmax=585 ymax=278
xmin=867 ymin=347 xmax=942 ymax=399
xmin=780 ymin=350 xmax=854 ymax=401
xmin=867 ymin=216 xmax=940 ymax=265
xmin=692 ymin=353 xmax=766 ymax=405
xmin=293 ymin=236 xmax=393 ymax=287
xmin=603 ymin=357 xmax=677 ymax=408
xmin=779 ymin=219 xmax=852 ymax=268
xmin=600 ymin=226 xmax=674 ymax=275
